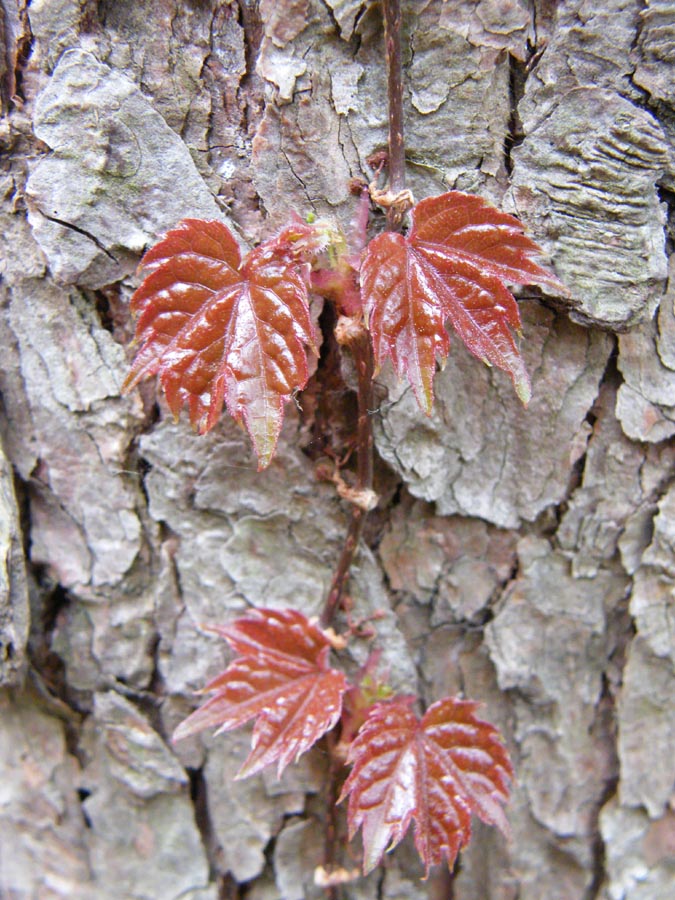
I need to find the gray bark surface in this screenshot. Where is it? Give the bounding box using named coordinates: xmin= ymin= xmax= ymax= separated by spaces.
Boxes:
xmin=1 ymin=1 xmax=674 ymax=898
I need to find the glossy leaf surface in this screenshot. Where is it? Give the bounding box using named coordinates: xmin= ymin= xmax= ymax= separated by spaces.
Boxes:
xmin=124 ymin=219 xmax=318 ymax=468
xmin=361 ymin=191 xmax=565 ymax=413
xmin=340 ymin=696 xmax=513 ymax=874
xmin=173 ymin=608 xmax=347 ymax=778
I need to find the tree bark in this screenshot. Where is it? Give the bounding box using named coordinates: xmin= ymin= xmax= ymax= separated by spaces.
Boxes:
xmin=1 ymin=1 xmax=674 ymax=898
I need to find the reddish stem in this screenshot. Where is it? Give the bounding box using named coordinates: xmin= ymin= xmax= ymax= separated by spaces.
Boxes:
xmin=322 ymin=727 xmax=343 ymax=900
xmin=319 ymin=1 xmax=406 ymax=887
xmin=320 ymin=0 xmax=405 ymax=631
xmin=320 ymin=331 xmax=374 ymax=629
xmin=383 ymin=0 xmax=406 ymax=228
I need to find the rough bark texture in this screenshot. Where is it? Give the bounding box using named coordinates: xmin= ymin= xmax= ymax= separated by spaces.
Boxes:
xmin=1 ymin=1 xmax=674 ymax=898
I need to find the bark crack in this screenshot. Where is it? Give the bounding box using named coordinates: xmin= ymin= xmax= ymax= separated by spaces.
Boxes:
xmin=35 ymin=210 xmax=118 ymax=261
xmin=186 ymin=766 xmax=223 ymax=888
xmin=504 ymin=52 xmax=528 ymax=177
xmin=280 ymin=145 xmax=313 ymax=206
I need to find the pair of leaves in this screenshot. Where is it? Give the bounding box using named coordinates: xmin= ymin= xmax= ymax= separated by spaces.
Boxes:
xmin=124 ymin=192 xmax=564 ymax=467
xmin=174 ymin=608 xmax=512 ymax=875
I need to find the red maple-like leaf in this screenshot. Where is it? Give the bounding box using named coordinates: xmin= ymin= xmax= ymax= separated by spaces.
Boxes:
xmin=340 ymin=696 xmax=513 ymax=875
xmin=361 ymin=191 xmax=566 ymax=414
xmin=172 ymin=608 xmax=347 ymax=778
xmin=123 ymin=219 xmax=318 ymax=469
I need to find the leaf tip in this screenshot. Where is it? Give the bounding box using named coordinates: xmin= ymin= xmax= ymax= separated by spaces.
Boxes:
xmin=120 ymin=371 xmax=135 ymax=397
xmin=171 ymin=719 xmax=192 ymax=744
xmin=516 ymin=376 xmax=531 ymax=406
xmin=254 ymin=443 xmax=275 ymax=471
xmin=233 ymin=759 xmax=259 ymax=781
xmin=414 ymin=375 xmax=435 ymax=417
xmin=542 ymin=269 xmax=571 ymax=299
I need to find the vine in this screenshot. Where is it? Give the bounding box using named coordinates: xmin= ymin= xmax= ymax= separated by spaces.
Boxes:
xmin=122 ymin=0 xmax=564 ymax=886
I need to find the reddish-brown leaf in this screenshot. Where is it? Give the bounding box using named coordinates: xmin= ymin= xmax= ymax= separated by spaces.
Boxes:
xmin=361 ymin=191 xmax=566 ymax=413
xmin=123 ymin=219 xmax=318 ymax=468
xmin=172 ymin=608 xmax=347 ymax=778
xmin=340 ymin=696 xmax=513 ymax=875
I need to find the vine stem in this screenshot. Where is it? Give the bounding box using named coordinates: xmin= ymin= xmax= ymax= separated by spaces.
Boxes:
xmin=320 ymin=0 xmax=405 ymax=631
xmin=319 ymin=1 xmax=406 ymax=890
xmin=321 ymin=727 xmax=343 ymax=900
xmin=320 ymin=331 xmax=374 ymax=629
xmin=383 ymin=0 xmax=406 ymax=227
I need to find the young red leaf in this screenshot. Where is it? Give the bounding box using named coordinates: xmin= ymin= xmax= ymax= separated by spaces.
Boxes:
xmin=172 ymin=608 xmax=347 ymax=778
xmin=340 ymin=696 xmax=513 ymax=875
xmin=123 ymin=219 xmax=318 ymax=469
xmin=361 ymin=191 xmax=566 ymax=413
xmin=311 ymin=189 xmax=370 ymax=316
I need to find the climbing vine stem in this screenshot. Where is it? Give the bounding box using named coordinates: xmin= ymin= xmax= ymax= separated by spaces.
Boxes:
xmin=320 ymin=0 xmax=404 ymax=630
xmin=383 ymin=0 xmax=406 ymax=229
